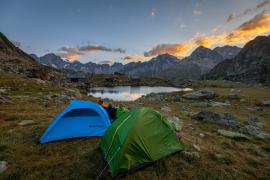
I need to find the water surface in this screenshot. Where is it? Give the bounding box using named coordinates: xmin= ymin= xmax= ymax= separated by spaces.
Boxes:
xmin=88 ymin=86 xmax=192 ymax=101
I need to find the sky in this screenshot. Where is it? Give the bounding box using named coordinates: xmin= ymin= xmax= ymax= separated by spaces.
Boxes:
xmin=0 ymin=0 xmax=270 ymax=64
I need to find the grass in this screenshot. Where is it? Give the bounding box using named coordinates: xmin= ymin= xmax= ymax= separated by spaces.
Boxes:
xmin=0 ymin=73 xmax=270 ymax=179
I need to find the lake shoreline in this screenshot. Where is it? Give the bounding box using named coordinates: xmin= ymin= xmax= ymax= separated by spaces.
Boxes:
xmin=87 ymin=86 xmax=193 ymax=101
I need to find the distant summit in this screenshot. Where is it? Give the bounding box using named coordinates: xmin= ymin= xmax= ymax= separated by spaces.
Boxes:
xmin=184 ymin=46 xmax=224 ymax=73
xmin=214 ymin=45 xmax=241 ymax=59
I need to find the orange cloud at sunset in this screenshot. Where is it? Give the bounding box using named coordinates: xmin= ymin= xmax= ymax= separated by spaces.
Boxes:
xmin=144 ymin=11 xmax=270 ymax=57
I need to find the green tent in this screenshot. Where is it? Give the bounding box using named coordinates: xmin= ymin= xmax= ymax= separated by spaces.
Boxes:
xmin=100 ymin=108 xmax=183 ymax=177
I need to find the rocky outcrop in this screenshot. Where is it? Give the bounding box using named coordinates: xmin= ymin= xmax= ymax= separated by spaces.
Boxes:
xmin=182 ymin=89 xmax=217 ymax=100
xmin=218 ymin=129 xmax=249 ymax=140
xmin=192 ymin=111 xmax=239 ymax=128
xmin=239 ymin=125 xmax=270 ymax=140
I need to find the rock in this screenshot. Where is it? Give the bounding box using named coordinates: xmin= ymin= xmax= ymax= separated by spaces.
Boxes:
xmin=192 ymin=111 xmax=239 ymax=128
xmin=192 ymin=144 xmax=201 ymax=151
xmin=0 ymin=161 xmax=7 ymax=173
xmin=33 ymin=78 xmax=46 ymax=84
xmin=192 ymin=102 xmax=210 ymax=108
xmin=161 ymin=106 xmax=171 ymax=112
xmin=167 ymin=116 xmax=183 ymax=131
xmin=18 ymin=120 xmax=34 ymax=126
xmin=218 ymin=129 xmax=249 ymax=140
xmin=244 ymin=116 xmax=265 ymax=128
xmin=0 ymin=88 xmax=6 ymax=94
xmin=199 ymin=133 xmax=205 ymax=138
xmin=182 ymin=89 xmax=217 ymax=100
xmin=0 ymin=96 xmax=12 ymax=104
xmin=239 ymin=125 xmax=270 ymax=140
xmin=226 ymin=93 xmax=240 ymax=100
xmin=51 ymin=94 xmax=69 ymax=103
xmin=181 ymin=151 xmax=200 ymax=159
xmin=210 ymin=101 xmax=231 ymax=107
xmin=137 ymin=93 xmax=166 ymax=101
xmin=260 ymin=100 xmax=270 ymax=107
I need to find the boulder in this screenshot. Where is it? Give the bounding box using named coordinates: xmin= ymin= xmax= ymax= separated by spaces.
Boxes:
xmin=218 ymin=129 xmax=249 ymax=140
xmin=181 ymin=151 xmax=200 ymax=159
xmin=161 ymin=106 xmax=171 ymax=112
xmin=192 ymin=144 xmax=201 ymax=151
xmin=0 ymin=96 xmax=12 ymax=104
xmin=199 ymin=133 xmax=205 ymax=138
xmin=18 ymin=120 xmax=35 ymax=126
xmin=226 ymin=93 xmax=240 ymax=100
xmin=192 ymin=111 xmax=239 ymax=128
xmin=239 ymin=125 xmax=270 ymax=140
xmin=260 ymin=100 xmax=270 ymax=107
xmin=244 ymin=116 xmax=265 ymax=128
xmin=0 ymin=88 xmax=6 ymax=94
xmin=210 ymin=101 xmax=231 ymax=107
xmin=192 ymin=102 xmax=210 ymax=108
xmin=0 ymin=161 xmax=7 ymax=173
xmin=182 ymin=89 xmax=217 ymax=100
xmin=139 ymin=93 xmax=163 ymax=101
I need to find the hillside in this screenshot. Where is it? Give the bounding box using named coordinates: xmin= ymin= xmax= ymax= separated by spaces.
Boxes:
xmin=0 ymin=32 xmax=61 ymax=80
xmin=204 ymin=35 xmax=270 ymax=84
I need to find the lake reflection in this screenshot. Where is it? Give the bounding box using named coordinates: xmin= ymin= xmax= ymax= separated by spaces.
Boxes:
xmin=88 ymin=86 xmax=192 ymax=101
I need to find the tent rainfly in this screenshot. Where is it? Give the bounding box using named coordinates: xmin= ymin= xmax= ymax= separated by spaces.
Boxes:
xmin=100 ymin=108 xmax=183 ymax=177
xmin=40 ymin=100 xmax=111 ymax=144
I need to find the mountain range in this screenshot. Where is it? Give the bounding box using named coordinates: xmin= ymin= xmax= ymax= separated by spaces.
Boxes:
xmin=1 ymin=31 xmax=269 ymax=84
xmin=31 ymin=45 xmax=241 ymax=80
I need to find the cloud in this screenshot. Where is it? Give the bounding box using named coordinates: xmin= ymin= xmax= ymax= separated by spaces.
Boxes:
xmin=123 ymin=55 xmax=152 ymax=64
xmin=98 ymin=60 xmax=113 ymax=65
xmin=180 ymin=23 xmax=187 ymax=29
xmin=144 ymin=11 xmax=270 ymax=57
xmin=150 ymin=8 xmax=156 ymax=17
xmin=193 ymin=10 xmax=202 ymax=16
xmin=226 ymin=0 xmax=270 ymax=23
xmin=257 ymin=0 xmax=270 ymax=9
xmin=58 ymin=44 xmax=125 ymax=60
xmin=226 ymin=12 xmax=236 ymax=23
xmin=193 ymin=0 xmax=203 ymax=16
xmin=211 ymin=25 xmax=222 ymax=33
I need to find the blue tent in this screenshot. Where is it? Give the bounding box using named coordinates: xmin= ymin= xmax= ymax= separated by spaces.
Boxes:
xmin=39 ymin=100 xmax=111 ymax=144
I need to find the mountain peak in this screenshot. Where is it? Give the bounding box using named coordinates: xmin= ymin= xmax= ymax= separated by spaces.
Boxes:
xmin=205 ymin=35 xmax=270 ymax=84
xmin=153 ymin=53 xmax=180 ymax=62
xmin=214 ymin=45 xmax=241 ymax=59
xmin=190 ymin=46 xmax=222 ymax=60
xmin=192 ymin=46 xmax=212 ymax=54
